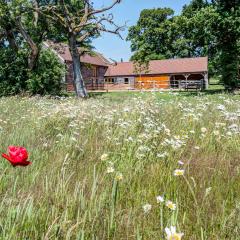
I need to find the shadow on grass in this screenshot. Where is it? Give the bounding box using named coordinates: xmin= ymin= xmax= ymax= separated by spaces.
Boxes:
xmin=181 ymin=89 xmax=225 ymax=96
xmin=203 ymin=89 xmax=226 ymax=95
xmin=88 ymin=92 xmax=107 ymax=98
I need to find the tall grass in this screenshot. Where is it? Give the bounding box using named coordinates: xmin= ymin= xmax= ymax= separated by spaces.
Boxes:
xmin=0 ymin=92 xmax=240 ymax=239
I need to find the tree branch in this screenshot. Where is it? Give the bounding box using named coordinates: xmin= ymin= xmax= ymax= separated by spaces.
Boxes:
xmin=32 ymin=6 xmax=68 ymax=29
xmin=74 ymin=0 xmax=90 ymax=31
xmin=59 ymin=0 xmax=73 ymax=31
xmin=16 ymin=16 xmax=39 ymax=70
xmin=95 ymin=14 xmax=125 ymax=39
xmin=78 ymin=31 xmax=91 ymax=42
xmin=88 ymin=0 xmax=121 ymax=16
xmin=98 ymin=25 xmax=124 ymax=39
xmin=5 ymin=27 xmax=19 ymax=51
xmin=32 ymin=0 xmax=39 ymax=27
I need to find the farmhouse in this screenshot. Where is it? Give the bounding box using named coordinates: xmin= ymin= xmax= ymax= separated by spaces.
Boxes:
xmin=46 ymin=42 xmax=208 ymax=91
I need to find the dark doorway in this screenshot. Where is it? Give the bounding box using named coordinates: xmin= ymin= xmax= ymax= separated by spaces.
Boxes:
xmin=124 ymin=78 xmax=129 ymax=84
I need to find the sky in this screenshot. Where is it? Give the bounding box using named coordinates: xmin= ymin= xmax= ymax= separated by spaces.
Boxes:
xmin=92 ymin=0 xmax=191 ymax=62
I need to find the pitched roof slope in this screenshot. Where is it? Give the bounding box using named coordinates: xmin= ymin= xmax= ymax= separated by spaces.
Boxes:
xmin=45 ymin=41 xmax=110 ymax=66
xmin=105 ymin=57 xmax=208 ymax=77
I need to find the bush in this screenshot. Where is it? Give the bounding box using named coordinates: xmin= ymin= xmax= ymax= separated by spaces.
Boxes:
xmin=27 ymin=49 xmax=65 ymax=95
xmin=0 ymin=49 xmax=28 ymax=96
xmin=0 ymin=48 xmax=65 ymax=96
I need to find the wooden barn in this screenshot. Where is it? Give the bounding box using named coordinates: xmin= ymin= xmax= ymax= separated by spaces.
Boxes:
xmin=44 ymin=42 xmax=110 ymax=91
xmin=104 ymin=57 xmax=208 ymax=90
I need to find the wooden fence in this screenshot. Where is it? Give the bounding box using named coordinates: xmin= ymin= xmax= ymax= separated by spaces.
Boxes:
xmin=66 ymin=78 xmax=205 ymax=91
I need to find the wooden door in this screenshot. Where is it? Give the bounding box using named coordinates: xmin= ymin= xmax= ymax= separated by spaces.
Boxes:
xmin=92 ymin=66 xmax=97 ymax=78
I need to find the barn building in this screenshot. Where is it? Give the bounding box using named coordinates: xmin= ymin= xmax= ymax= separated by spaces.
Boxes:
xmin=46 ymin=42 xmax=208 ymax=91
xmin=104 ymin=57 xmax=208 ymax=90
xmin=44 ymin=41 xmax=110 ymax=91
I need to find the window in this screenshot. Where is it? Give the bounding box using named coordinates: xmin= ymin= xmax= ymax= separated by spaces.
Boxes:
xmin=105 ymin=78 xmax=114 ymax=83
xmin=124 ymin=78 xmax=129 ymax=84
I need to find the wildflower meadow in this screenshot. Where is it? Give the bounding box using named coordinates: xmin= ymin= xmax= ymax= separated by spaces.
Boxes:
xmin=0 ymin=92 xmax=240 ymax=239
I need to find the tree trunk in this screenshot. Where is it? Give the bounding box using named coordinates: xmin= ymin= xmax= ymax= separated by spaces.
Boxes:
xmin=69 ymin=34 xmax=88 ymax=98
xmin=17 ymin=18 xmax=39 ymax=70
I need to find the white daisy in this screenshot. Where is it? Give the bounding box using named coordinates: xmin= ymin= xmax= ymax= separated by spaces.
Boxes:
xmin=165 ymin=226 xmax=184 ymax=240
xmin=100 ymin=153 xmax=108 ymax=161
xmin=156 ymin=195 xmax=164 ymax=203
xmin=142 ymin=204 xmax=152 ymax=214
xmin=166 ymin=201 xmax=176 ymax=211
xmin=115 ymin=172 xmax=123 ymax=181
xmin=174 ymin=169 xmax=184 ymax=176
xmin=106 ymin=166 xmax=115 ymax=173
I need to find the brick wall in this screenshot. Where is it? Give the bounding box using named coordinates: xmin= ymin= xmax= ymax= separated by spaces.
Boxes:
xmin=65 ymin=61 xmax=108 ymax=91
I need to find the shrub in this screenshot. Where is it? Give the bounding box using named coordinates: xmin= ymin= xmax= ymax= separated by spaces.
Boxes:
xmin=0 ymin=48 xmax=28 ymax=96
xmin=27 ymin=49 xmax=65 ymax=95
xmin=0 ymin=48 xmax=65 ymax=97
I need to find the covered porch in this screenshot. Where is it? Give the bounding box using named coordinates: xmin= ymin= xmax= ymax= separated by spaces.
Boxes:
xmin=169 ymin=73 xmax=208 ymax=90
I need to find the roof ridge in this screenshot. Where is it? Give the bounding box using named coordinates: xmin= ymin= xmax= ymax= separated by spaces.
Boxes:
xmin=114 ymin=56 xmax=208 ymax=65
xmin=150 ymin=56 xmax=208 ymax=61
xmin=94 ymin=52 xmax=111 ymax=64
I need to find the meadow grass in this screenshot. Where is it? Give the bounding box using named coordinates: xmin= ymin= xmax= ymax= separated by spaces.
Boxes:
xmin=0 ymin=92 xmax=240 ymax=239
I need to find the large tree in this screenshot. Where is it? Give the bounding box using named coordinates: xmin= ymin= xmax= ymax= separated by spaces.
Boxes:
xmin=212 ymin=0 xmax=240 ymax=89
xmin=127 ymin=2 xmax=214 ymax=62
xmin=127 ymin=8 xmax=175 ymax=62
xmin=36 ymin=0 xmax=123 ymax=98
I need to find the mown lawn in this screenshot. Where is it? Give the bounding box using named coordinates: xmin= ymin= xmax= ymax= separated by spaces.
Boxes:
xmin=0 ymin=92 xmax=240 ymax=239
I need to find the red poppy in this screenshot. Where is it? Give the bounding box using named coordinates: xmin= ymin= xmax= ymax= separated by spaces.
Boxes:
xmin=1 ymin=146 xmax=31 ymax=167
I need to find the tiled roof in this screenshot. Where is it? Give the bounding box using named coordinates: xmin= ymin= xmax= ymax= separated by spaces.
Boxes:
xmin=105 ymin=57 xmax=208 ymax=76
xmin=45 ymin=41 xmax=110 ymax=66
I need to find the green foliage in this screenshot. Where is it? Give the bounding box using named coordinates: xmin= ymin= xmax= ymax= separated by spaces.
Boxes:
xmin=0 ymin=48 xmax=28 ymax=96
xmin=0 ymin=47 xmax=65 ymax=96
xmin=127 ymin=8 xmax=175 ymax=62
xmin=182 ymin=0 xmax=209 ymax=17
xmin=127 ymin=4 xmax=212 ymax=62
xmin=27 ymin=49 xmax=65 ymax=95
xmin=213 ymin=0 xmax=240 ymax=89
